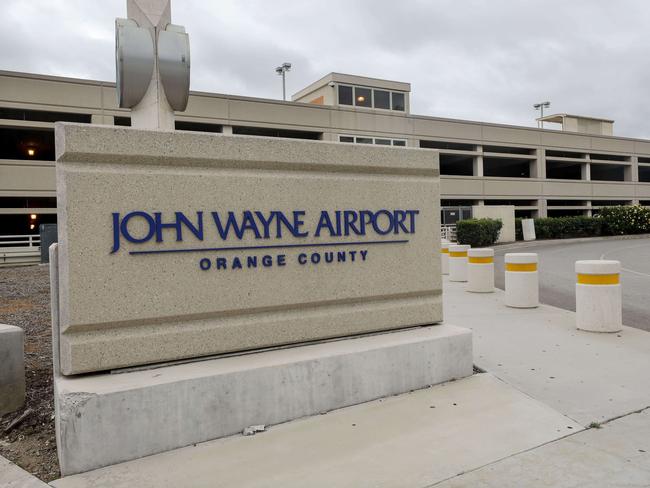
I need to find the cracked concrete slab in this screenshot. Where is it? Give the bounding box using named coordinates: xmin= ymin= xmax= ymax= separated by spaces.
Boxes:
xmin=51 ymin=373 xmax=581 ymax=488
xmin=443 ymin=277 xmax=650 ymax=425
xmin=435 ymin=408 xmax=650 ymax=487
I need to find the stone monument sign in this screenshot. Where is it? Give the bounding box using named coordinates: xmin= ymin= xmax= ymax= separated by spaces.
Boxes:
xmin=54 ymin=124 xmax=442 ymax=374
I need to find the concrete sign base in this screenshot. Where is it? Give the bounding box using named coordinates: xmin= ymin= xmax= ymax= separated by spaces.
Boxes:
xmin=54 ymin=323 xmax=472 ymax=475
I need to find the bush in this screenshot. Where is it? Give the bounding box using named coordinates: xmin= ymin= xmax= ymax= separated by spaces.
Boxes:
xmin=514 ymin=216 xmax=602 ymax=240
xmin=456 ymin=218 xmax=503 ymax=247
xmin=533 ymin=216 xmax=603 ymax=239
xmin=597 ymin=205 xmax=650 ymax=235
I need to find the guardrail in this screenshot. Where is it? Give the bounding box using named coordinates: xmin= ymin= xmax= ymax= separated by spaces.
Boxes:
xmin=0 ymin=234 xmax=41 ymax=267
xmin=441 ymin=224 xmax=457 ymax=243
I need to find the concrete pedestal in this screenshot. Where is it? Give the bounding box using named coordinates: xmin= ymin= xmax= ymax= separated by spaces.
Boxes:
xmin=54 ymin=324 xmax=473 ymax=475
xmin=575 ymin=260 xmax=622 ymax=333
xmin=505 ymin=253 xmax=538 ymax=308
xmin=0 ymin=324 xmax=25 ymax=417
xmin=466 ymin=248 xmax=494 ymax=293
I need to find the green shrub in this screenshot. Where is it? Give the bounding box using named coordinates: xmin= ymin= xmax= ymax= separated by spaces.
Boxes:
xmin=533 ymin=216 xmax=602 ymax=239
xmin=456 ymin=218 xmax=503 ymax=247
xmin=514 ymin=216 xmax=601 ymax=240
xmin=597 ymin=205 xmax=650 ymax=235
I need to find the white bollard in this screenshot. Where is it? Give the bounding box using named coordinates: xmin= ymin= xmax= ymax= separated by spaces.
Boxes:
xmin=505 ymin=253 xmax=538 ymax=308
xmin=441 ymin=239 xmax=450 ymax=275
xmin=467 ymin=248 xmax=494 ymax=293
xmin=448 ymin=244 xmax=470 ymax=282
xmin=575 ymin=260 xmax=622 ymax=333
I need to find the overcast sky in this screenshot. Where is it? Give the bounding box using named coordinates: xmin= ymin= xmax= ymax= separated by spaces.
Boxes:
xmin=3 ymin=0 xmax=650 ymax=138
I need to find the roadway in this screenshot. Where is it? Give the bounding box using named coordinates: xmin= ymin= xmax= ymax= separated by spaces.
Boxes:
xmin=493 ymin=237 xmax=650 ymax=332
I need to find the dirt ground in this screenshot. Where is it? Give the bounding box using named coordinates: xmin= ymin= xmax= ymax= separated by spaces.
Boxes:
xmin=0 ymin=264 xmax=59 ymax=482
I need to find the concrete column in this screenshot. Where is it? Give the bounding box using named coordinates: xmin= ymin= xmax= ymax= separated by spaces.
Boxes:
xmin=581 ymin=163 xmax=591 ymax=181
xmin=537 ymin=199 xmax=548 ymax=218
xmin=532 ymin=148 xmax=545 ymax=179
xmin=127 ymin=0 xmax=175 ymax=130
xmin=473 ymin=149 xmax=484 ymax=177
xmin=586 ymin=201 xmax=593 ymax=217
xmin=222 ymin=125 xmax=233 ymax=135
xmin=629 ymin=156 xmax=639 ymax=183
xmin=91 ymin=114 xmax=113 ymax=125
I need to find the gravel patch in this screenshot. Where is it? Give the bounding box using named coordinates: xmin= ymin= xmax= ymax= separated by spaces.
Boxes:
xmin=0 ymin=265 xmax=59 ymax=482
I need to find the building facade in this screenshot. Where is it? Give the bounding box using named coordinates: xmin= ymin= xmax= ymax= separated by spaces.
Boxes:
xmin=2 ymin=69 xmax=650 ymax=234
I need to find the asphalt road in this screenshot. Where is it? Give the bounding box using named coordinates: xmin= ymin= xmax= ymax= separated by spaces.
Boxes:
xmin=493 ymin=237 xmax=650 ymax=332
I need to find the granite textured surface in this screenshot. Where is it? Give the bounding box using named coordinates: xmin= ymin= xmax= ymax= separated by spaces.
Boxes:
xmin=54 ymin=123 xmax=442 ymax=374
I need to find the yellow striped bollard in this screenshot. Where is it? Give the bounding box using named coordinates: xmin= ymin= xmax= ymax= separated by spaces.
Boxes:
xmin=575 ymin=260 xmax=622 ymax=333
xmin=504 ymin=253 xmax=538 ymax=308
xmin=448 ymin=244 xmax=470 ymax=282
xmin=441 ymin=239 xmax=450 ymax=275
xmin=467 ymin=248 xmax=494 ymax=293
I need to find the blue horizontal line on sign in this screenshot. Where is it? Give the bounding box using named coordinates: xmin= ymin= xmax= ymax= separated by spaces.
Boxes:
xmin=129 ymin=239 xmax=410 ymax=255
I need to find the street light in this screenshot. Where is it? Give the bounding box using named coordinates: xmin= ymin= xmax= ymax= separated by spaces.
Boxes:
xmin=533 ymin=101 xmax=551 ymax=128
xmin=275 ymin=62 xmax=291 ymax=101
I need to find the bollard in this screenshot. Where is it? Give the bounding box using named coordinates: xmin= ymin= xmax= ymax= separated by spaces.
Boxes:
xmin=505 ymin=253 xmax=538 ymax=308
xmin=441 ymin=239 xmax=450 ymax=275
xmin=575 ymin=260 xmax=622 ymax=333
xmin=448 ymin=244 xmax=470 ymax=282
xmin=467 ymin=248 xmax=494 ymax=293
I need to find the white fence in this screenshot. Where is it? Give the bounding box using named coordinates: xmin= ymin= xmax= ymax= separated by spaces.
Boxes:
xmin=0 ymin=234 xmax=41 ymax=266
xmin=441 ymin=224 xmax=457 ymax=243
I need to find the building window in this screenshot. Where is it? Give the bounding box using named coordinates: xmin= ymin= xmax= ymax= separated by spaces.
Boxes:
xmin=336 ymin=85 xmax=406 ymax=112
xmin=392 ymin=92 xmax=405 ymax=111
xmin=339 ymin=135 xmax=407 ymax=147
xmin=374 ymin=90 xmax=390 ymax=110
xmin=338 ymin=85 xmax=353 ymax=106
xmin=354 ymin=87 xmax=372 ymax=107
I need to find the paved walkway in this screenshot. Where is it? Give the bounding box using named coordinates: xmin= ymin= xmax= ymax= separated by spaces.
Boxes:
xmin=444 ymin=277 xmax=650 ymax=425
xmin=51 ymin=280 xmax=650 ymax=487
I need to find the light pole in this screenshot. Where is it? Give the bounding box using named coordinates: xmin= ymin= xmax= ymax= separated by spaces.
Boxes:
xmin=533 ymin=101 xmax=551 ymax=128
xmin=275 ymin=62 xmax=291 ymax=101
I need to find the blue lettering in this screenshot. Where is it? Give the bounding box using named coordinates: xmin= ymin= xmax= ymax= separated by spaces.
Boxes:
xmin=199 ymin=258 xmax=211 ymax=270
xmin=277 ymin=254 xmax=286 ymax=266
xmin=360 ymin=250 xmax=368 ymax=261
xmin=216 ymin=258 xmax=227 ymax=270
xmin=343 ymin=210 xmax=362 ymax=236
xmin=120 ymin=211 xmax=156 ymax=244
xmin=298 ymin=253 xmax=307 ymax=265
xmin=262 ymin=255 xmax=273 ymax=267
xmin=247 ymin=256 xmax=258 ymax=268
xmin=372 ymin=210 xmax=394 ymax=235
xmin=315 ymin=211 xmax=336 ymax=237
xmin=154 ymin=211 xmax=204 ymax=243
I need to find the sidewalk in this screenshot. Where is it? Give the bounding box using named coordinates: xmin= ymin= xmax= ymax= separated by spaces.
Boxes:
xmin=51 ymin=280 xmax=650 ymax=487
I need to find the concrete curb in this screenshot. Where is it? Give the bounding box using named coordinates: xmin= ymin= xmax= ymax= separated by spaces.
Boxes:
xmin=493 ymin=233 xmax=650 ymax=252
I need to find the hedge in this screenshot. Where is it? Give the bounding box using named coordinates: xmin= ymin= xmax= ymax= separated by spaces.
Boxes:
xmin=456 ymin=218 xmax=503 ymax=247
xmin=514 ymin=205 xmax=650 ymax=240
xmin=598 ymin=205 xmax=650 ymax=235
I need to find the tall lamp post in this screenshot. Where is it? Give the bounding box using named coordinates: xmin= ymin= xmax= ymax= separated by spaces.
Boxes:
xmin=534 ymin=101 xmax=551 ymax=128
xmin=275 ymin=62 xmax=291 ymax=101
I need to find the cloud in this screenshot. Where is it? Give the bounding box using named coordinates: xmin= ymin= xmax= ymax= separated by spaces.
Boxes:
xmin=2 ymin=0 xmax=650 ymax=138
